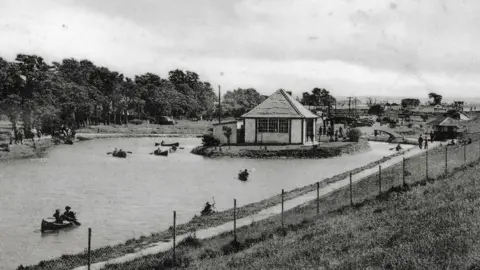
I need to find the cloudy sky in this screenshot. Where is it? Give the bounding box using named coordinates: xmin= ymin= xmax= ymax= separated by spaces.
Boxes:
xmin=1 ymin=0 xmax=479 ymax=100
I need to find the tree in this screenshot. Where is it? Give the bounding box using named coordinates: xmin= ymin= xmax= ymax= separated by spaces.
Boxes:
xmin=347 ymin=128 xmax=362 ymax=142
xmin=401 ymin=98 xmax=420 ymax=108
xmin=222 ymin=88 xmax=266 ymax=118
xmin=428 ymin=92 xmax=442 ymax=105
xmin=223 ymin=125 xmax=232 ymax=148
xmin=368 ymin=104 xmax=384 ymax=116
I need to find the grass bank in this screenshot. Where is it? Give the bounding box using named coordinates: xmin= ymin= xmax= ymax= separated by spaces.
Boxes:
xmin=0 ymin=139 xmax=54 ymax=162
xmin=97 ymin=144 xmax=480 ymax=269
xmin=19 ymin=144 xmax=418 ymax=270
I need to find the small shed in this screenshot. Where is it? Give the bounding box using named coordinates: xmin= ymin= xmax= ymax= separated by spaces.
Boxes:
xmin=212 ymin=121 xmax=238 ymax=145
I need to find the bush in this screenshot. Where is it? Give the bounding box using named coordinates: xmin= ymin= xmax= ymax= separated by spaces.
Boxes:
xmin=347 ymin=128 xmax=361 ymax=142
xmin=202 ymin=134 xmax=220 ymax=147
xmin=129 ymin=119 xmax=144 ymax=125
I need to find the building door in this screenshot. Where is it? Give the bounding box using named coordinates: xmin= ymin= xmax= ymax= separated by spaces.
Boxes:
xmin=238 ymin=127 xmax=245 ymax=143
xmin=306 ymin=119 xmax=314 ymax=142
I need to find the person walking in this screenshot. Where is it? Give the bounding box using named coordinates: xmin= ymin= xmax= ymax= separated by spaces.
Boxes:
xmin=430 ymin=131 xmax=434 ymax=143
xmin=418 ymin=135 xmax=424 ymax=149
xmin=424 ymin=137 xmax=428 ymax=149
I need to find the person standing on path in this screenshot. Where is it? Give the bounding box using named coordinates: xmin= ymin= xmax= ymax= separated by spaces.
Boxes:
xmin=418 ymin=135 xmax=424 ymax=149
xmin=424 ymin=137 xmax=428 ymax=149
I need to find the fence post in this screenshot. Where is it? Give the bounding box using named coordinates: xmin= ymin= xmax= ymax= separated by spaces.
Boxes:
xmin=173 ymin=211 xmax=176 ymax=266
xmin=425 ymin=150 xmax=428 ymax=181
xmin=316 ymin=182 xmax=319 ymax=214
xmin=234 ymin=199 xmax=237 ymax=242
xmin=378 ymin=166 xmax=382 ymax=194
xmin=281 ymin=189 xmax=284 ymax=230
xmin=445 ymin=146 xmax=448 ymax=176
xmin=403 ymin=157 xmax=406 ymax=186
xmin=349 ymin=172 xmax=353 ymax=206
xmin=88 ymin=228 xmax=91 ymax=270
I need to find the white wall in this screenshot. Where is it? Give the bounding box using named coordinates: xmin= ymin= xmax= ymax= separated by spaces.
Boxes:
xmin=213 ymin=122 xmax=237 ymax=144
xmin=244 ymin=118 xmax=256 ymax=143
xmin=291 ymin=119 xmax=302 ymax=143
xmin=256 ymin=132 xmax=289 ymax=144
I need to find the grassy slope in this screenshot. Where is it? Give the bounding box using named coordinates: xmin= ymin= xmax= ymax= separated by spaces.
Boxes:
xmin=99 ymin=143 xmax=480 ymax=270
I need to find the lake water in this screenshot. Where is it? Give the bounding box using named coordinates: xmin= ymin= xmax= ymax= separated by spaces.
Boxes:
xmin=0 ymin=138 xmax=406 ymax=269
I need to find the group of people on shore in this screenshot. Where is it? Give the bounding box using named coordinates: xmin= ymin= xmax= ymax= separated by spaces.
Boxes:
xmin=9 ymin=127 xmax=41 ymax=145
xmin=319 ymin=126 xmax=347 ymax=142
xmin=417 ymin=133 xmax=434 ymax=150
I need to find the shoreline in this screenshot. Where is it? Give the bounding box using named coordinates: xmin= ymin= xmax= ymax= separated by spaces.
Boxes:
xmin=191 ymin=139 xmax=371 ymax=159
xmin=19 ymin=142 xmax=424 ymax=269
xmin=0 ymin=133 xmax=203 ymax=162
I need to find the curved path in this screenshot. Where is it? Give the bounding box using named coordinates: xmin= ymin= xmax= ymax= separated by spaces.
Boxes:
xmin=73 ymin=142 xmax=440 ymax=270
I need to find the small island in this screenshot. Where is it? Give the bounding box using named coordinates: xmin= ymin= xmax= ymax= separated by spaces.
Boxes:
xmin=192 ymin=89 xmax=368 ymax=159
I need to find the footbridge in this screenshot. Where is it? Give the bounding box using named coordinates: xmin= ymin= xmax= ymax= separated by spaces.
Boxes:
xmin=374 ymin=128 xmax=404 ymax=142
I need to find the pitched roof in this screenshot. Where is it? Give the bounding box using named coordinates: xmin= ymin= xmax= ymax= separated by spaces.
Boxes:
xmin=428 ymin=117 xmax=461 ymax=127
xmin=241 ymin=89 xmax=318 ymax=118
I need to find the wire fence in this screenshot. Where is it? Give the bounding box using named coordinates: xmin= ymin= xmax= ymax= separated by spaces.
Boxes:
xmin=19 ymin=140 xmax=480 ymax=270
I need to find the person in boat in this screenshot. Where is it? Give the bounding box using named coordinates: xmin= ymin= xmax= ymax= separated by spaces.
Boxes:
xmin=112 ymin=148 xmax=118 ymax=155
xmin=202 ymin=201 xmax=213 ymax=215
xmin=62 ymin=206 xmax=75 ymax=221
xmin=396 ymin=143 xmax=402 ymax=151
xmin=53 ymin=209 xmax=62 ymax=223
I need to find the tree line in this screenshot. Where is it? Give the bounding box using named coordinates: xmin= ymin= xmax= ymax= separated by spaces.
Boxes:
xmin=0 ymin=54 xmax=219 ymax=135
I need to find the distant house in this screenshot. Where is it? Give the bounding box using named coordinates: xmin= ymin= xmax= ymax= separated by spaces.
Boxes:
xmin=427 ymin=117 xmax=466 ymax=140
xmin=240 ymin=89 xmax=319 ymax=145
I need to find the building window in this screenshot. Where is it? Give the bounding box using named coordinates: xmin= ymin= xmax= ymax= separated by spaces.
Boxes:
xmin=257 ymin=119 xmax=268 ymax=133
xmin=257 ymin=119 xmax=289 ymax=133
xmin=267 ymin=119 xmax=278 ymax=132
xmin=278 ymin=119 xmax=289 ymax=133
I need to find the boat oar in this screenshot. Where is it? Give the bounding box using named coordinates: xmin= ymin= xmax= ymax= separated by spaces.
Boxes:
xmin=154 ymin=143 xmax=160 ymax=146
xmin=106 ymin=152 xmax=112 ymax=155
xmin=126 ymin=151 xmax=133 ymax=154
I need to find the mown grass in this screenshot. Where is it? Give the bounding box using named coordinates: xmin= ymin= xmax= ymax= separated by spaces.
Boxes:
xmin=99 ymin=142 xmax=480 ymax=269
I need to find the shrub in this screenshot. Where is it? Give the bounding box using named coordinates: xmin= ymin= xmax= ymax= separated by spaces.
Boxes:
xmin=129 ymin=119 xmax=144 ymax=125
xmin=202 ymin=134 xmax=220 ymax=147
xmin=347 ymin=128 xmax=361 ymax=142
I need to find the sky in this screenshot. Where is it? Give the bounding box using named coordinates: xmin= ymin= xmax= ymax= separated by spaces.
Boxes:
xmin=1 ymin=0 xmax=479 ymax=101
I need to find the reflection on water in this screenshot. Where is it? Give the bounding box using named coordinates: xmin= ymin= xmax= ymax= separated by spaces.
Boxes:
xmin=0 ymin=138 xmax=408 ymax=269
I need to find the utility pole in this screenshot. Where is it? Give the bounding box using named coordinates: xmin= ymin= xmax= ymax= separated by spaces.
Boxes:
xmin=218 ymin=85 xmax=221 ymax=124
xmin=347 ymin=97 xmax=353 ymax=119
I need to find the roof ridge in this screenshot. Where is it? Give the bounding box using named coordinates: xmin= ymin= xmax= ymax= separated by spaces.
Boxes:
xmin=279 ymin=89 xmax=303 ymax=117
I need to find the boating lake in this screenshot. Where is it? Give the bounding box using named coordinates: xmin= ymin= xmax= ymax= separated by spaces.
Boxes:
xmin=0 ymin=138 xmax=410 ymax=269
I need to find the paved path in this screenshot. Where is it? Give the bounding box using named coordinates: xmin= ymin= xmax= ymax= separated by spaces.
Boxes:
xmin=73 ymin=142 xmax=441 ymax=270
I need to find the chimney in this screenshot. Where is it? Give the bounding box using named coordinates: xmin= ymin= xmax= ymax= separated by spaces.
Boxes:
xmin=286 ymin=91 xmax=292 ymax=96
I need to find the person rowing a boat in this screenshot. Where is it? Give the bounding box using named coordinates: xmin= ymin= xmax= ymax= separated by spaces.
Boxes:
xmin=112 ymin=148 xmax=118 ymax=155
xmin=201 ymin=201 xmax=214 ymax=215
xmin=62 ymin=206 xmax=76 ymax=221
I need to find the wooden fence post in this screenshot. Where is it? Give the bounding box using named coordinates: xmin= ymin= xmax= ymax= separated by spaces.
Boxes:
xmin=378 ymin=166 xmax=382 ymax=194
xmin=234 ymin=199 xmax=237 ymax=242
xmin=403 ymin=157 xmax=406 ymax=186
xmin=88 ymin=228 xmax=91 ymax=270
xmin=445 ymin=146 xmax=448 ymax=175
xmin=316 ymin=182 xmax=319 ymax=214
xmin=173 ymin=211 xmax=176 ymax=266
xmin=425 ymin=150 xmax=428 ymax=181
xmin=349 ymin=172 xmax=353 ymax=206
xmin=281 ymin=189 xmax=284 ymax=230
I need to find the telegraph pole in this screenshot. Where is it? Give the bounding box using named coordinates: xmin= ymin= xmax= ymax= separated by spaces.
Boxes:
xmin=218 ymin=85 xmax=221 ymax=124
